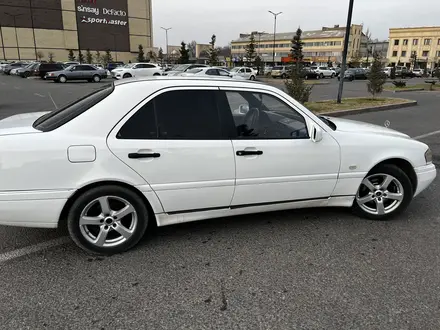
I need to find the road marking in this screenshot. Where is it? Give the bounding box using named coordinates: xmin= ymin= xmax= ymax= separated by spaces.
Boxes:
xmin=0 ymin=236 xmax=71 ymax=263
xmin=34 ymin=93 xmax=45 ymax=98
xmin=14 ymin=86 xmax=21 ymax=90
xmin=48 ymin=92 xmax=58 ymax=109
xmin=413 ymin=130 xmax=440 ymax=140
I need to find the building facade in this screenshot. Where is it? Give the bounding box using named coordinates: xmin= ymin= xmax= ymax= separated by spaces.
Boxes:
xmin=360 ymin=38 xmax=389 ymax=65
xmin=0 ymin=0 xmax=153 ymax=62
xmin=231 ymin=24 xmax=363 ymax=65
xmin=387 ymin=26 xmax=440 ymax=69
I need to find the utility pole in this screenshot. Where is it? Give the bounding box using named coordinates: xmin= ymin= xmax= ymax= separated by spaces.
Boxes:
xmin=268 ymin=11 xmax=282 ymax=66
xmin=5 ymin=13 xmax=23 ymax=61
xmin=336 ymin=0 xmax=354 ymax=104
xmin=255 ymin=31 xmax=265 ymax=56
xmin=110 ymin=33 xmax=118 ymax=61
xmin=161 ymin=27 xmax=172 ymax=64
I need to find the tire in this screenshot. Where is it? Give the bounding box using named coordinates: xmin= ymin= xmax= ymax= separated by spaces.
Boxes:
xmin=250 ymin=75 xmax=256 ymax=81
xmin=304 ymin=75 xmax=309 ymax=80
xmin=123 ymin=73 xmax=132 ymax=79
xmin=58 ymin=75 xmax=67 ymax=83
xmin=319 ymin=73 xmax=324 ymax=79
xmin=92 ymin=74 xmax=101 ymax=83
xmin=153 ymin=73 xmax=161 ymax=76
xmin=67 ymin=185 xmax=150 ymax=255
xmin=24 ymin=71 xmax=30 ymax=78
xmin=281 ymin=73 xmax=287 ymax=79
xmin=352 ymin=164 xmax=413 ymax=221
xmin=331 ymin=73 xmax=335 ymax=78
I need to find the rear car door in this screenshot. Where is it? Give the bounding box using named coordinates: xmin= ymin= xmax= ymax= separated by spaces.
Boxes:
xmin=107 ymin=87 xmax=236 ymax=214
xmin=82 ymin=65 xmax=97 ymax=79
xmin=217 ymin=87 xmax=340 ymax=206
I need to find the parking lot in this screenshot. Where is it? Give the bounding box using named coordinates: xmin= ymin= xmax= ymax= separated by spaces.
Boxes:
xmin=1 ymin=74 xmax=440 ymax=329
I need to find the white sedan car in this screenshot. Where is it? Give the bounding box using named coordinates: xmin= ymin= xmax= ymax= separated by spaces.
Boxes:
xmin=111 ymin=63 xmax=162 ymax=79
xmin=179 ymin=67 xmax=246 ymax=80
xmin=229 ymin=67 xmax=257 ymax=80
xmin=0 ymin=77 xmax=435 ymax=255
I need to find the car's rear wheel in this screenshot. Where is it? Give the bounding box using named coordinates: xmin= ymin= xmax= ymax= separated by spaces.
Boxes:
xmin=353 ymin=164 xmax=413 ymax=221
xmin=250 ymin=75 xmax=256 ymax=81
xmin=92 ymin=74 xmax=101 ymax=82
xmin=58 ymin=75 xmax=67 ymax=83
xmin=281 ymin=73 xmax=287 ymax=79
xmin=24 ymin=71 xmax=30 ymax=78
xmin=67 ymin=185 xmax=150 ymax=255
xmin=304 ymin=75 xmax=309 ymax=80
xmin=319 ymin=73 xmax=324 ymax=79
xmin=123 ymin=73 xmax=132 ymax=79
xmin=331 ymin=73 xmax=335 ymax=78
xmin=153 ymin=73 xmax=161 ymax=76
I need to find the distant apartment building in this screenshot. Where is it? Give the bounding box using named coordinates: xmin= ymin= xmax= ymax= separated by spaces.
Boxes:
xmin=360 ymin=38 xmax=389 ymax=65
xmin=387 ymin=26 xmax=440 ymax=69
xmin=231 ymin=24 xmax=363 ymax=65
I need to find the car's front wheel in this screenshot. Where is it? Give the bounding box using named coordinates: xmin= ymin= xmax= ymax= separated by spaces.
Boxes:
xmin=319 ymin=73 xmax=324 ymax=79
xmin=353 ymin=164 xmax=413 ymax=220
xmin=67 ymin=185 xmax=150 ymax=255
xmin=123 ymin=73 xmax=132 ymax=79
xmin=58 ymin=75 xmax=67 ymax=83
xmin=92 ymin=74 xmax=101 ymax=83
xmin=249 ymin=75 xmax=256 ymax=81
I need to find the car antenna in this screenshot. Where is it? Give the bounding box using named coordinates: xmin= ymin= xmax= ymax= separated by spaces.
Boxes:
xmin=48 ymin=92 xmax=58 ymax=109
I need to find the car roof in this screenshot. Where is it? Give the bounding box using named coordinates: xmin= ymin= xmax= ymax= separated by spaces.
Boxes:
xmin=112 ymin=76 xmax=265 ymax=87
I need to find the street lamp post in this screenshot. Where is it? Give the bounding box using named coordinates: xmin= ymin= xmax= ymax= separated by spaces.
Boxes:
xmin=336 ymin=0 xmax=355 ymax=104
xmin=268 ymin=11 xmax=282 ymax=66
xmin=161 ymin=27 xmax=172 ymax=64
xmin=5 ymin=13 xmax=23 ymax=61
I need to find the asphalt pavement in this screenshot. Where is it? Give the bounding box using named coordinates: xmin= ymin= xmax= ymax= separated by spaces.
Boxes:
xmin=0 ymin=74 xmax=440 ymax=330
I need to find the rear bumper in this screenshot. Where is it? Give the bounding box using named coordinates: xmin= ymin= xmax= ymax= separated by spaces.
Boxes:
xmin=0 ymin=190 xmax=72 ymax=228
xmin=414 ymin=164 xmax=437 ymax=197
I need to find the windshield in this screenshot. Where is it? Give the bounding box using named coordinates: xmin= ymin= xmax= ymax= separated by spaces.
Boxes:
xmin=187 ymin=68 xmax=203 ymax=74
xmin=172 ymin=64 xmax=191 ymax=71
xmin=230 ymin=68 xmax=240 ymax=72
xmin=122 ymin=64 xmax=135 ymax=68
xmin=63 ymin=65 xmax=73 ymax=71
xmin=273 ymin=66 xmax=283 ymax=70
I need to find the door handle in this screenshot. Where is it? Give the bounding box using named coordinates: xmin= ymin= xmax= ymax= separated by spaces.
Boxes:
xmin=236 ymin=150 xmax=263 ymax=156
xmin=128 ymin=152 xmax=161 ymax=159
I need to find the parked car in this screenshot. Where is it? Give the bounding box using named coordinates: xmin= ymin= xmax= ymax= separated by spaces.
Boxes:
xmin=301 ymin=67 xmax=320 ymax=80
xmin=331 ymin=67 xmax=341 ymax=77
xmin=229 ymin=66 xmax=257 ymax=80
xmin=384 ymin=66 xmax=410 ymax=78
xmin=45 ymin=64 xmax=108 ymax=83
xmin=18 ymin=63 xmax=40 ymax=78
xmin=311 ymin=66 xmax=335 ymax=78
xmin=179 ymin=67 xmax=246 ymax=79
xmin=338 ymin=68 xmax=369 ymax=81
xmin=0 ymin=77 xmax=435 ymax=255
xmin=106 ymin=62 xmax=125 ymax=72
xmin=162 ymin=64 xmax=209 ymax=76
xmin=412 ymin=68 xmax=424 ymax=77
xmin=3 ymin=62 xmax=27 ymax=75
xmin=111 ymin=63 xmax=162 ymax=79
xmin=64 ymin=61 xmax=80 ymax=66
xmin=34 ymin=63 xmax=66 ymax=79
xmin=271 ymin=66 xmax=289 ymax=79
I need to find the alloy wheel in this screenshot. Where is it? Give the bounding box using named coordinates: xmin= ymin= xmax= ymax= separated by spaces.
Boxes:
xmin=356 ymin=173 xmax=404 ymax=215
xmin=79 ymin=196 xmax=138 ymax=248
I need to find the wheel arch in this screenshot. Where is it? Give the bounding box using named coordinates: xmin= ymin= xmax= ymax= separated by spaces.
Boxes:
xmin=58 ymin=180 xmax=157 ymax=230
xmin=368 ymin=158 xmax=417 ymax=194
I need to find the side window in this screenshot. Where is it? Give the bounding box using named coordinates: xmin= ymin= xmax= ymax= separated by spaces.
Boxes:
xmin=84 ymin=65 xmax=95 ymax=71
xmin=221 ymin=91 xmax=309 ymax=139
xmin=239 ymin=68 xmax=245 ymax=73
xmin=117 ymin=101 xmax=157 ymax=139
xmin=155 ymin=90 xmax=222 ymax=139
xmin=218 ymin=69 xmax=230 ymax=76
xmin=245 ymin=68 xmax=252 ymax=73
xmin=144 ymin=64 xmax=155 ymax=69
xmin=205 ymin=69 xmax=218 ymax=75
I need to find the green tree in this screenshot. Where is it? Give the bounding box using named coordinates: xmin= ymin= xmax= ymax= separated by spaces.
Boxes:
xmin=367 ymin=52 xmax=387 ymax=98
xmin=179 ymin=41 xmax=190 ymax=64
xmin=95 ymin=51 xmax=102 ymax=64
xmin=103 ymin=50 xmax=113 ymax=66
xmin=207 ymin=34 xmax=219 ymax=66
xmin=48 ymin=52 xmax=55 ymax=63
xmin=36 ymin=51 xmax=44 ymax=61
xmin=188 ymin=40 xmax=197 ymax=58
xmin=78 ymin=50 xmax=85 ymax=63
xmin=254 ymin=56 xmax=263 ymax=75
xmin=349 ymin=51 xmax=362 ymax=68
xmin=244 ymin=34 xmax=256 ymax=67
xmin=137 ymin=44 xmax=145 ymax=62
xmin=85 ymin=49 xmax=93 ymax=64
xmin=158 ymin=47 xmax=164 ymax=64
xmin=434 ymin=62 xmax=440 ymax=79
xmin=67 ymin=49 xmax=75 ymax=61
xmin=146 ymin=50 xmax=157 ymax=62
xmin=284 ymin=28 xmax=312 ymax=104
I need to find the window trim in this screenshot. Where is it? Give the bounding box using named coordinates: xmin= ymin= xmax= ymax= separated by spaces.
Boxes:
xmin=218 ymin=88 xmax=311 ymax=140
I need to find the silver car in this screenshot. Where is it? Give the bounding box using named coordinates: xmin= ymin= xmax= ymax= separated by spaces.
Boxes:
xmin=45 ymin=64 xmax=108 ymax=83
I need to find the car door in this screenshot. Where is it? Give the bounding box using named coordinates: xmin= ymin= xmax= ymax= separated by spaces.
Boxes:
xmin=107 ymin=87 xmax=236 ymax=214
xmin=238 ymin=68 xmax=246 ymax=78
xmin=69 ymin=65 xmax=85 ymax=79
xmin=217 ymin=87 xmax=340 ymax=206
xmin=205 ymin=69 xmax=219 ymax=76
xmin=82 ymin=65 xmax=96 ymax=79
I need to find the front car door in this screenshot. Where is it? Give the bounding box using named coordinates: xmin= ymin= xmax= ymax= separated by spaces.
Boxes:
xmin=69 ymin=65 xmax=86 ymax=79
xmin=107 ymin=87 xmax=236 ymax=214
xmin=217 ymin=87 xmax=341 ymax=206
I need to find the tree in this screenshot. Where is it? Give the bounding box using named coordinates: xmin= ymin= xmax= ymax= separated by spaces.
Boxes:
xmin=434 ymin=61 xmax=440 ymax=80
xmin=244 ymin=34 xmax=256 ymax=67
xmin=284 ymin=28 xmax=312 ymax=104
xmin=78 ymin=50 xmax=85 ymax=63
xmin=178 ymin=41 xmax=190 ymax=64
xmin=158 ymin=47 xmax=164 ymax=64
xmin=48 ymin=52 xmax=55 ymax=63
xmin=67 ymin=49 xmax=75 ymax=61
xmin=254 ymin=56 xmax=263 ymax=75
xmin=146 ymin=50 xmax=156 ymax=62
xmin=207 ymin=34 xmax=219 ymax=66
xmin=36 ymin=51 xmax=44 ymax=61
xmin=85 ymin=49 xmax=93 ymax=64
xmin=137 ymin=44 xmax=145 ymax=62
xmin=188 ymin=40 xmax=197 ymax=58
xmin=95 ymin=51 xmax=102 ymax=64
xmin=103 ymin=50 xmax=113 ymax=66
xmin=367 ymin=52 xmax=387 ymax=98
xmin=349 ymin=51 xmax=362 ymax=68
xmin=218 ymin=45 xmax=232 ymax=57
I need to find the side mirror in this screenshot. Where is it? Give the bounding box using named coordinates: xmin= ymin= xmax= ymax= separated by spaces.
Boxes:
xmin=310 ymin=124 xmax=323 ymax=143
xmin=238 ymin=104 xmax=250 ymax=114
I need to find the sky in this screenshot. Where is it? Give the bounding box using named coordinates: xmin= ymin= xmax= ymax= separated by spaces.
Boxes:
xmin=152 ymin=0 xmax=440 ymax=49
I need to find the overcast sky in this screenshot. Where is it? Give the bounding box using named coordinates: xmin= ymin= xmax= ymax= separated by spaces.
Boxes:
xmin=152 ymin=0 xmax=440 ymax=49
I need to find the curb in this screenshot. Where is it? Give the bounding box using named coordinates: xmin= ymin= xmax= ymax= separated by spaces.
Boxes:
xmin=258 ymin=78 xmax=330 ymax=85
xmin=388 ymin=88 xmax=425 ymax=93
xmin=319 ymin=100 xmax=418 ymax=117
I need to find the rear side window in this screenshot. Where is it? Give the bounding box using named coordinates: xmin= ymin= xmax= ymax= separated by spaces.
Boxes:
xmin=117 ymin=90 xmax=222 ymax=140
xmin=33 ymin=84 xmax=114 ymax=132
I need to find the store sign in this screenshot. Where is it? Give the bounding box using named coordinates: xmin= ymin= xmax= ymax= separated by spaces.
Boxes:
xmin=75 ymin=0 xmax=130 ymax=52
